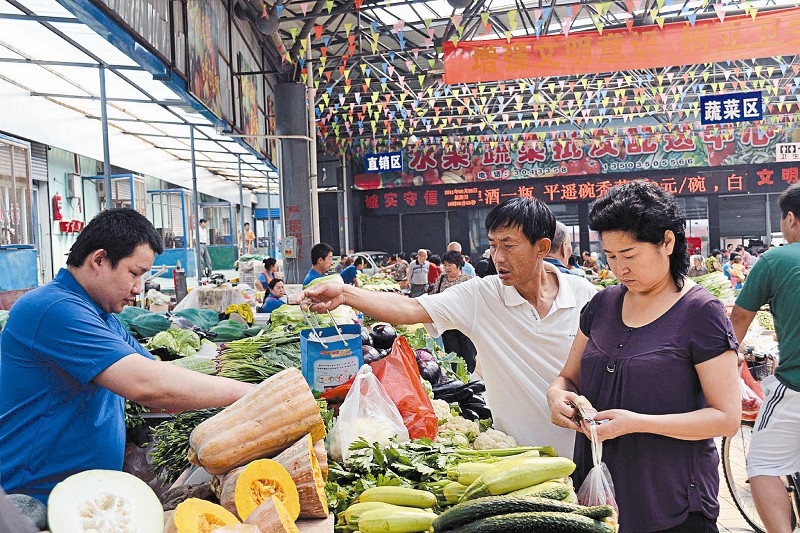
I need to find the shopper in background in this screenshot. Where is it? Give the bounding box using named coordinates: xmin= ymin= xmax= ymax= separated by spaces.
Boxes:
xmin=255 ymin=257 xmax=278 ymax=292
xmin=407 ymin=249 xmax=431 ymax=297
xmin=197 ymin=218 xmax=213 ymax=278
xmin=430 ymin=250 xmax=478 ymax=372
xmin=548 ymin=181 xmax=740 ymax=532
xmin=239 ymin=222 xmax=256 ymax=255
xmin=299 ymin=197 xmax=598 ymax=458
xmin=545 ymin=222 xmax=580 ymax=276
xmin=729 ymin=254 xmax=747 ymax=289
xmin=447 ymin=241 xmax=476 ymax=277
xmin=303 ymin=242 xmax=334 ymax=286
xmin=0 ymin=209 xmax=254 ymax=503
xmin=730 ymin=183 xmax=800 ymax=533
xmin=687 ymin=255 xmax=709 ymax=277
xmin=582 ymin=250 xmax=599 ymax=273
xmin=475 ymin=249 xmax=495 ymax=277
xmin=705 ymin=249 xmax=723 ymax=273
xmin=340 ymin=256 xmax=365 ymax=286
xmin=568 ymin=255 xmax=586 ymax=277
xmin=380 ymin=253 xmax=409 ymax=285
xmin=427 ymin=254 xmax=442 ymax=293
xmin=736 ymin=244 xmax=755 ymax=269
xmin=260 ymin=278 xmax=287 ymax=313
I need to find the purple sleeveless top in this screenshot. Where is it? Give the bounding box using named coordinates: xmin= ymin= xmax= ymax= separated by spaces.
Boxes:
xmin=573 ymin=284 xmax=737 ymax=532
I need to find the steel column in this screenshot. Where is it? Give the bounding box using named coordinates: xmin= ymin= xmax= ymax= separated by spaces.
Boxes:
xmin=307 ymin=36 xmax=321 ymax=244
xmin=99 ymin=65 xmax=113 ymax=210
xmin=191 ymin=126 xmax=202 ymax=280
xmin=238 ymin=155 xmax=245 ymax=255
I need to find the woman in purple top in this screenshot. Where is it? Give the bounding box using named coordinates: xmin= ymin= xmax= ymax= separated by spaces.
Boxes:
xmin=548 ymin=181 xmax=741 ymax=532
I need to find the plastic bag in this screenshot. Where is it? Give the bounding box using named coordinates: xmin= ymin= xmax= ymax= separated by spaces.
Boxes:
xmin=740 ymin=364 xmax=765 ymax=422
xmin=328 ymin=365 xmax=409 ymax=463
xmin=577 ymin=423 xmax=619 ymax=514
xmin=370 ymin=336 xmax=438 ymax=440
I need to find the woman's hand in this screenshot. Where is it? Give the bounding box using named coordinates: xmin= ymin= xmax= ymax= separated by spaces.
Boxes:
xmin=583 ymin=409 xmax=641 ymax=442
xmin=547 ymin=388 xmax=583 ymax=432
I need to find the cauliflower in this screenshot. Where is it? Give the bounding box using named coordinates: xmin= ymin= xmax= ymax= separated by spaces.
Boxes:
xmin=435 ymin=430 xmax=470 ymax=448
xmin=472 ymin=428 xmax=518 ymax=450
xmin=432 ymin=399 xmax=453 ymax=423
xmin=439 ymin=416 xmax=480 ymax=441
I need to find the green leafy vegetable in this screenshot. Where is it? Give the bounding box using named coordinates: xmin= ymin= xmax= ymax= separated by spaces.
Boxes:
xmin=150 ymin=409 xmax=221 ymax=484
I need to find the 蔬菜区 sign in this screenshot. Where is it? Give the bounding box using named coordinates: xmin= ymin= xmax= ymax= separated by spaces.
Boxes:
xmin=700 ymin=91 xmax=762 ymax=125
xmin=365 ymin=152 xmax=403 ymax=173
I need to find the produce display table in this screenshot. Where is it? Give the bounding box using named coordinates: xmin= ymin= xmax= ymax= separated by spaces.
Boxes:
xmin=172 ymin=285 xmax=248 ymax=313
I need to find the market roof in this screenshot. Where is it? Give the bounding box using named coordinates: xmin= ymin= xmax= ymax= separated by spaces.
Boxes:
xmin=262 ymin=0 xmax=800 ymax=150
xmin=0 ymin=0 xmax=278 ymax=195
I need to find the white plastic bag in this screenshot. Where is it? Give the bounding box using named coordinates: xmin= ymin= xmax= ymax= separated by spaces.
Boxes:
xmin=577 ymin=423 xmax=619 ymax=514
xmin=328 ymin=365 xmax=409 ymax=463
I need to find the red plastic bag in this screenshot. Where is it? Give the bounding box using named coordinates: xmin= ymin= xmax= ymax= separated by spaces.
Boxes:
xmin=371 ymin=336 xmax=438 ymax=439
xmin=740 ymin=364 xmax=764 ymax=422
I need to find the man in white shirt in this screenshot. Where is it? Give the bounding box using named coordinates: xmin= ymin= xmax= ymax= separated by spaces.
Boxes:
xmin=299 ymin=198 xmax=597 ymax=457
xmin=197 ymin=218 xmax=213 ymax=278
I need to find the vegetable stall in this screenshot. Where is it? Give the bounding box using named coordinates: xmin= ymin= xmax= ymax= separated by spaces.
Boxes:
xmin=10 ymin=272 xmax=621 ymax=532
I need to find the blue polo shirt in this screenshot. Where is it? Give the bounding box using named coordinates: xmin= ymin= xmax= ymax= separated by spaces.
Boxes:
xmin=340 ymin=265 xmax=359 ymax=285
xmin=261 ymin=295 xmax=285 ymax=313
xmin=0 ymin=269 xmax=153 ymax=503
xmin=303 ymin=268 xmax=324 ymax=286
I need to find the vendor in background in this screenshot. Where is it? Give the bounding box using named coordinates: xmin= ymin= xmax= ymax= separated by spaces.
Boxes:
xmin=299 ymin=197 xmax=597 ymax=458
xmin=0 ymin=209 xmax=254 ymax=504
xmin=340 ymin=257 xmax=365 ymax=286
xmin=431 ymin=250 xmax=478 ymax=373
xmin=255 ymin=257 xmax=278 ymax=292
xmin=687 ymin=255 xmax=709 ymax=277
xmin=380 ymin=253 xmax=409 ymax=286
xmin=582 ymin=250 xmax=599 ymax=274
xmin=260 ymin=278 xmax=287 ymax=313
xmin=303 ymin=242 xmax=334 ymax=286
xmin=568 ymin=255 xmax=586 ymax=277
xmin=548 ymin=181 xmax=740 ymax=532
xmin=239 ymin=222 xmax=256 ymax=255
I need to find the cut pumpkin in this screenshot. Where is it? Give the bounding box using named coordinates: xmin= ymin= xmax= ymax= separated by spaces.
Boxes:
xmin=47 ymin=469 xmax=163 ymax=533
xmin=244 ymin=496 xmax=301 ymax=533
xmin=220 ymin=459 xmax=300 ymax=522
xmin=313 ymin=439 xmax=328 ymax=480
xmin=274 ymin=435 xmax=329 ymax=518
xmin=189 ymin=368 xmax=326 ymax=475
xmin=166 ymin=498 xmax=240 ymax=533
xmin=216 ymin=525 xmax=263 ymax=532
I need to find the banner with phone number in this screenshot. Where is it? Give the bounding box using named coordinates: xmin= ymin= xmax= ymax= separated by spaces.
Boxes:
xmin=352 ymin=125 xmax=798 ymax=190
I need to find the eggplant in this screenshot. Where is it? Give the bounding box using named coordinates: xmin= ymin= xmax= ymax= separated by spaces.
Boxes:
xmin=362 ymin=346 xmax=381 ymax=364
xmin=370 ymin=323 xmax=397 ymax=350
xmin=465 ymin=380 xmax=486 ymax=394
xmin=432 ymin=380 xmax=467 ymax=395
xmin=360 ymin=326 xmax=373 ymax=346
xmin=459 ymin=401 xmax=492 ymax=420
xmin=418 ymin=359 xmax=443 ymax=384
xmin=415 ymin=349 xmax=436 ymax=364
xmin=433 ymin=380 xmax=474 ymax=403
xmin=377 ymin=348 xmax=390 ymax=359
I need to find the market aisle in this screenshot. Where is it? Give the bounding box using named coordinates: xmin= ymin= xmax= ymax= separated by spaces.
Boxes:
xmin=718 ymin=480 xmax=756 ymax=532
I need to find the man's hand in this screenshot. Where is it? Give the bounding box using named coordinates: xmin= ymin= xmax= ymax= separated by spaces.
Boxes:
xmin=296 ymin=282 xmax=347 ymax=313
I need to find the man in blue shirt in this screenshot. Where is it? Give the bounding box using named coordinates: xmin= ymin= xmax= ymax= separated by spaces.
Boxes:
xmin=303 ymin=242 xmax=334 ymax=286
xmin=340 ymin=257 xmax=365 ymax=285
xmin=0 ymin=209 xmax=253 ymax=503
xmin=544 ymin=221 xmax=583 ymax=276
xmin=261 ymin=278 xmax=287 ymax=313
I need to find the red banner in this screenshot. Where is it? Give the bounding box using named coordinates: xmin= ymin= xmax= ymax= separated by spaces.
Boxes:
xmin=443 ymin=8 xmax=800 ymax=84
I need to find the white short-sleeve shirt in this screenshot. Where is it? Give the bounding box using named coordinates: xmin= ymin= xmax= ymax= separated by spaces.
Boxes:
xmin=417 ymin=262 xmax=597 ymax=458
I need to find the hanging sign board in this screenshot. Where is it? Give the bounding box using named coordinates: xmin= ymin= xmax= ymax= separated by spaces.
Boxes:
xmin=700 ymin=91 xmax=762 ymax=125
xmin=365 ymin=152 xmax=403 ymax=173
xmin=776 ymin=143 xmax=800 ymax=162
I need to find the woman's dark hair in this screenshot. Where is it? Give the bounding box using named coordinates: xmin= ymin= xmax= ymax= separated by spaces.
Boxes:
xmin=485 ymin=197 xmax=556 ymax=246
xmin=268 ymin=278 xmax=283 ymax=291
xmin=779 ymin=183 xmax=800 ymax=219
xmin=263 ymin=257 xmax=277 ymax=270
xmin=429 ymin=254 xmax=442 ymax=266
xmin=67 ymin=208 xmax=163 ymax=268
xmin=710 ymin=249 xmax=720 ymax=257
xmin=442 ymin=250 xmax=464 ymax=269
xmin=588 ymin=180 xmax=689 ymax=290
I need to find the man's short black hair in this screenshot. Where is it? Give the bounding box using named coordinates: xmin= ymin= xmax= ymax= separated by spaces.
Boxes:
xmin=442 ymin=250 xmax=464 ymax=268
xmin=710 ymin=249 xmax=720 ymax=257
xmin=779 ymin=183 xmax=800 ymax=219
xmin=199 ymin=218 xmax=208 ymax=224
xmin=354 ymin=256 xmax=365 ymax=267
xmin=311 ymin=242 xmax=334 ymax=265
xmin=244 ymin=222 xmax=250 ymax=227
xmin=268 ymin=277 xmax=283 ymax=291
xmin=589 ymin=180 xmax=688 ymax=290
xmin=485 ymin=197 xmax=556 ymax=247
xmin=66 ymin=208 xmax=163 ymax=268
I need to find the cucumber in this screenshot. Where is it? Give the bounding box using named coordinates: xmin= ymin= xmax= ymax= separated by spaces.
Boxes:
xmin=460 ymin=456 xmax=576 ymax=501
xmin=357 ymin=507 xmax=437 ymax=533
xmin=509 ymin=480 xmax=570 ymax=500
xmin=443 ymin=482 xmax=467 ymax=504
xmin=445 ymin=511 xmax=615 ymax=533
xmin=344 ymin=502 xmax=397 ymax=528
xmin=446 ymin=462 xmax=496 ymax=485
xmin=359 ymin=486 xmax=437 ymax=508
xmin=431 ymin=495 xmax=613 ymax=532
